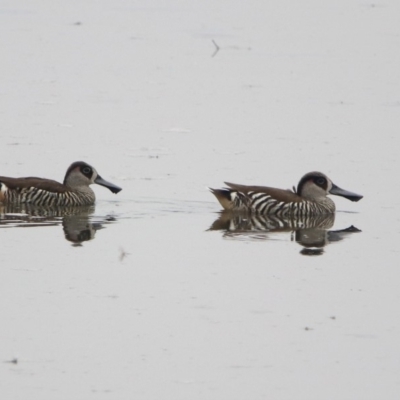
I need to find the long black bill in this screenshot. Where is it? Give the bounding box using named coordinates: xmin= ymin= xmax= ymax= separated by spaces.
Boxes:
xmin=329 ymin=183 xmax=363 ymax=202
xmin=94 ymin=175 xmax=122 ymax=194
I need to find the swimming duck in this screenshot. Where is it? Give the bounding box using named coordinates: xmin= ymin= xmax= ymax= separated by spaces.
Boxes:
xmin=0 ymin=161 xmax=122 ymax=206
xmin=210 ymin=171 xmax=362 ymax=215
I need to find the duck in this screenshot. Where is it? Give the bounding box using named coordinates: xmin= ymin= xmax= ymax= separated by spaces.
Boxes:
xmin=0 ymin=161 xmax=122 ymax=206
xmin=210 ymin=171 xmax=362 ymax=215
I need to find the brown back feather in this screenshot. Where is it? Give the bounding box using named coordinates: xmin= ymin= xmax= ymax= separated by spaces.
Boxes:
xmin=0 ymin=176 xmax=68 ymax=193
xmin=224 ymin=182 xmax=304 ymax=203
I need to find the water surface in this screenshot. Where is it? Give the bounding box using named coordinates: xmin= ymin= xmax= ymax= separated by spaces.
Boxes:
xmin=1 ymin=1 xmax=400 ymax=399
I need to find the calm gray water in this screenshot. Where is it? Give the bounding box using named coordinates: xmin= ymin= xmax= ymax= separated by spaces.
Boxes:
xmin=1 ymin=1 xmax=400 ymax=399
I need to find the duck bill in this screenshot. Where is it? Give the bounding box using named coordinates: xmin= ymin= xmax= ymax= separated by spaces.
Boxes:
xmin=329 ymin=183 xmax=363 ymax=202
xmin=94 ymin=175 xmax=122 ymax=194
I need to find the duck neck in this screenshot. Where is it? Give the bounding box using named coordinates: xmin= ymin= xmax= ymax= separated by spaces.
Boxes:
xmin=309 ymin=196 xmax=336 ymax=213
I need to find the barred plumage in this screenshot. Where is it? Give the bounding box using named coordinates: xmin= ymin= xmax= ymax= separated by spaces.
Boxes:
xmin=210 ymin=172 xmax=362 ymax=215
xmin=229 ymin=189 xmax=334 ymax=216
xmin=0 ymin=161 xmax=122 ymax=206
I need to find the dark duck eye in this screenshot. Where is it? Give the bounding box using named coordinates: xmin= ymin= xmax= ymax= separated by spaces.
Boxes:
xmin=315 ymin=177 xmax=326 ymax=186
xmin=82 ymin=166 xmax=92 ymax=175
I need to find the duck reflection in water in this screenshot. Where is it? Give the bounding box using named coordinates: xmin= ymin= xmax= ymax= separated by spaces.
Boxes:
xmin=0 ymin=204 xmax=116 ymax=245
xmin=208 ymin=212 xmax=361 ymax=255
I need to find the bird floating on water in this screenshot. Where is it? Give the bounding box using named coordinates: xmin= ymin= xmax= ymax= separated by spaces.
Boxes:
xmin=210 ymin=171 xmax=363 ymax=215
xmin=0 ymin=161 xmax=122 ymax=206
